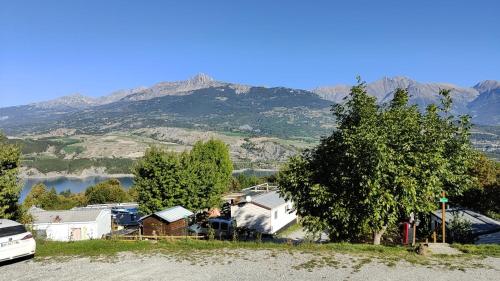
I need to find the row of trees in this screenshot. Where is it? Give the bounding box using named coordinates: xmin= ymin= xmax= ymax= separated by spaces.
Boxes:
xmin=133 ymin=139 xmax=233 ymax=214
xmin=277 ymin=78 xmax=478 ymax=245
xmin=23 ymin=179 xmax=135 ymax=210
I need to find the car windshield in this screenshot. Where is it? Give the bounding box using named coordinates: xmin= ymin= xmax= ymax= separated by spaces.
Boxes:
xmin=0 ymin=225 xmax=27 ymax=238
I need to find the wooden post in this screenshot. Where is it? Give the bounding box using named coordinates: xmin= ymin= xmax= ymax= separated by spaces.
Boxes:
xmin=433 ymin=231 xmax=436 ymax=243
xmin=442 ymin=191 xmax=446 ymax=243
xmin=412 ymin=223 xmax=416 ymax=246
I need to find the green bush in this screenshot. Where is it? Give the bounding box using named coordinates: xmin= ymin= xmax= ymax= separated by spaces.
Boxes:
xmin=447 ymin=215 xmax=475 ymax=244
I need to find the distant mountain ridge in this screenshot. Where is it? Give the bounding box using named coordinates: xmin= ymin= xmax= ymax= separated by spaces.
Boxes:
xmin=29 ymin=73 xmax=251 ymax=108
xmin=0 ymin=74 xmax=499 ymax=137
xmin=313 ymin=76 xmax=482 ymax=114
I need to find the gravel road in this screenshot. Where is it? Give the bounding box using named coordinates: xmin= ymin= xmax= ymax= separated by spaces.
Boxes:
xmin=1 ymin=250 xmax=499 ymax=281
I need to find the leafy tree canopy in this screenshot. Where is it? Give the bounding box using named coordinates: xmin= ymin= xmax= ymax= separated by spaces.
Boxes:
xmin=454 ymin=153 xmax=499 ymax=218
xmin=133 ymin=139 xmax=233 ymax=214
xmin=277 ymin=78 xmax=477 ymax=244
xmin=85 ymin=178 xmax=131 ymax=204
xmin=0 ymin=132 xmax=22 ymax=219
xmin=23 ymin=183 xmax=87 ymax=210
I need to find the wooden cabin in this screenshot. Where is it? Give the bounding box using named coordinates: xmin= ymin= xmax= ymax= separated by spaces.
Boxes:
xmin=140 ymin=206 xmax=193 ymax=236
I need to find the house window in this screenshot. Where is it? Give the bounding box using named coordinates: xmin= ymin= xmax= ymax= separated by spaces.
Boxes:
xmin=274 ymin=210 xmax=278 ymax=219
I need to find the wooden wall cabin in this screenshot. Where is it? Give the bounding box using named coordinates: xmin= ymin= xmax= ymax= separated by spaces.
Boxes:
xmin=141 ymin=215 xmax=188 ymax=236
xmin=140 ymin=206 xmax=194 ymax=236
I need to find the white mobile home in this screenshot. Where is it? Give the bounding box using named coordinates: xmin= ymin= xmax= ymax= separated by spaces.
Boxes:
xmin=231 ymin=190 xmax=296 ymax=234
xmin=29 ymin=208 xmax=111 ymax=241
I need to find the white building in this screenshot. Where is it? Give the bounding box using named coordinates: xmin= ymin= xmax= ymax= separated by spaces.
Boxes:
xmin=231 ymin=189 xmax=297 ymax=234
xmin=29 ymin=208 xmax=111 ymax=241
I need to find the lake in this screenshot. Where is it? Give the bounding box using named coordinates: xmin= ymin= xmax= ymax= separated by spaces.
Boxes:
xmin=20 ymin=176 xmax=134 ymax=202
xmin=19 ymin=169 xmax=277 ymax=202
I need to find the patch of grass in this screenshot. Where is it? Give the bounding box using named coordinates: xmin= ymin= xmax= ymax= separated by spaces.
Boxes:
xmin=352 ymin=257 xmax=372 ymax=272
xmin=35 ymin=239 xmax=410 ymax=259
xmin=451 ymin=244 xmax=500 ymax=257
xmin=62 ymin=145 xmax=85 ymax=154
xmin=35 ymin=239 xmax=155 ymax=258
xmin=276 ymin=221 xmax=302 ymax=237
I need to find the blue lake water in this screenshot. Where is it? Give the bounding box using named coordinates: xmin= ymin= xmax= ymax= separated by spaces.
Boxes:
xmin=20 ymin=176 xmax=134 ymax=202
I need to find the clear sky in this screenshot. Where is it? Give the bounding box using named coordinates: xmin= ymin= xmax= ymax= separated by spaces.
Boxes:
xmin=1 ymin=0 xmax=499 ymax=107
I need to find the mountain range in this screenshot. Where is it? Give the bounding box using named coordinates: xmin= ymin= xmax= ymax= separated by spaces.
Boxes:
xmin=0 ymin=74 xmax=498 ymax=138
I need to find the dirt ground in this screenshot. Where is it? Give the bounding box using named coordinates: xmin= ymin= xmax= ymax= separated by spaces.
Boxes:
xmin=1 ymin=250 xmax=499 ymax=281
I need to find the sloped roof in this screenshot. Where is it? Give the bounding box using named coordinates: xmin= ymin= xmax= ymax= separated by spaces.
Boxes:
xmin=476 ymin=231 xmax=500 ymax=244
xmin=142 ymin=206 xmax=193 ymax=223
xmin=432 ymin=208 xmax=500 ymax=235
xmin=30 ymin=209 xmax=106 ymax=224
xmin=251 ymin=191 xmax=287 ymax=210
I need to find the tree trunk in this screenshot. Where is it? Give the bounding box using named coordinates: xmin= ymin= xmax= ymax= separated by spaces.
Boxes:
xmin=373 ymin=225 xmax=388 ymax=245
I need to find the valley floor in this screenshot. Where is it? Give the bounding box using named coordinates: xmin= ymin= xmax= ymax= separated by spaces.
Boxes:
xmin=2 ymin=250 xmax=499 ymax=281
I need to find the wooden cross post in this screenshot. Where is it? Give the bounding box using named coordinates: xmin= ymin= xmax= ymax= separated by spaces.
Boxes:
xmin=441 ymin=191 xmax=446 ymax=243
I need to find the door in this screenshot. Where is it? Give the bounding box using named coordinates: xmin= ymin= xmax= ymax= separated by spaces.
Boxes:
xmin=70 ymin=228 xmax=81 ymax=241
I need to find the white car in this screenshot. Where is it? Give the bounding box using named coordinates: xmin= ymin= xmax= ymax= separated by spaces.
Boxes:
xmin=0 ymin=219 xmax=36 ymax=263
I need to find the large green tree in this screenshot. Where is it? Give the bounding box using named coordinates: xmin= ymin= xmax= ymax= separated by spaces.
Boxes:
xmin=0 ymin=133 xmax=22 ymax=219
xmin=278 ymin=78 xmax=476 ymax=244
xmin=189 ymin=140 xmax=233 ymax=209
xmin=133 ymin=140 xmax=233 ymax=214
xmin=133 ymin=148 xmax=193 ymax=214
xmin=85 ymin=178 xmax=131 ymax=204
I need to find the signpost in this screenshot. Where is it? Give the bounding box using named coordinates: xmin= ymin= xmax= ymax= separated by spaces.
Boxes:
xmin=440 ymin=191 xmax=446 ymax=243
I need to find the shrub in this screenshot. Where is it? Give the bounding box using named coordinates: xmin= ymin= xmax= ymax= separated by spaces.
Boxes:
xmin=448 ymin=215 xmax=475 ymax=244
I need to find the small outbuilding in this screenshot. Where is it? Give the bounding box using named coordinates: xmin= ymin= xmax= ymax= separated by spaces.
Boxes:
xmin=29 ymin=207 xmax=111 ymax=241
xmin=140 ymin=206 xmax=193 ymax=236
xmin=230 ymin=187 xmax=297 ymax=234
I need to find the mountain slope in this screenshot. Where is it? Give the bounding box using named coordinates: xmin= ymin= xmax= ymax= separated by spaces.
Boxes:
xmin=468 ymin=81 xmax=500 ymax=125
xmin=51 ymin=86 xmax=333 ymax=138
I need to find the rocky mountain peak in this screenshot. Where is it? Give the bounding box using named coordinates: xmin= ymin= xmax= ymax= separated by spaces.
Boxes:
xmin=473 ymin=80 xmax=500 ymax=93
xmin=189 ymin=73 xmax=215 ymax=85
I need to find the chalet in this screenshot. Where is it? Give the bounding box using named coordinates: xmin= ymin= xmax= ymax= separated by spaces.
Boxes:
xmin=28 ymin=207 xmax=111 ymax=241
xmin=140 ymin=206 xmax=193 ymax=236
xmin=229 ymin=184 xmax=297 ymax=234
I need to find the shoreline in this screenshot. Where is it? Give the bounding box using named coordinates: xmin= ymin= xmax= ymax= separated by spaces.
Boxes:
xmin=20 ymin=173 xmax=135 ymax=180
xmin=20 ymin=168 xmax=277 ymax=180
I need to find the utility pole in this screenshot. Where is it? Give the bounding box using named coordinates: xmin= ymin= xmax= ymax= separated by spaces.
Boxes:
xmin=441 ymin=191 xmax=446 ymax=243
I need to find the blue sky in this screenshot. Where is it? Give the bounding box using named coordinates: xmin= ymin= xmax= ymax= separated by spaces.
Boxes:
xmin=1 ymin=0 xmax=499 ymax=107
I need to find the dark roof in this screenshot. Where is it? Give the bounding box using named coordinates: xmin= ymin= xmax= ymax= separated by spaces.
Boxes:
xmin=432 ymin=208 xmax=500 ymax=235
xmin=476 ymin=232 xmax=500 ymax=244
